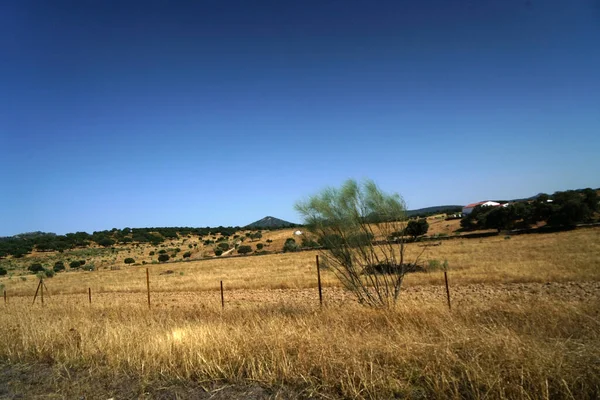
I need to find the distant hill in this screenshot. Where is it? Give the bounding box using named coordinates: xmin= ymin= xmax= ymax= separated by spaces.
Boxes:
xmin=406 ymin=205 xmax=463 ymax=217
xmin=246 ymin=216 xmax=297 ymax=229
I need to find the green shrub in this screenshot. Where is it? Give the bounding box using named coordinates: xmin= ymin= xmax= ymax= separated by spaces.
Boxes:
xmin=158 ymin=254 xmax=170 ymax=262
xmin=44 ymin=268 xmax=55 ymax=278
xmin=237 ymin=245 xmax=252 ymax=255
xmin=124 ymin=258 xmax=135 ymax=264
xmin=217 ymin=242 xmax=230 ymax=251
xmin=69 ymin=260 xmax=82 ymax=269
xmin=0 ymin=267 xmax=7 ymax=276
xmin=214 ymin=249 xmax=223 ymax=256
xmin=28 ymin=263 xmax=45 ymax=273
xmin=283 ymin=238 xmax=298 ymax=253
xmin=158 ymin=250 xmax=167 ymax=254
xmin=149 ymin=251 xmax=155 ymax=256
xmin=183 ymin=251 xmax=192 ymax=258
xmin=256 ymin=243 xmax=264 ymax=250
xmin=53 ymin=261 xmax=65 ymax=272
xmin=266 ymin=239 xmax=273 ymax=243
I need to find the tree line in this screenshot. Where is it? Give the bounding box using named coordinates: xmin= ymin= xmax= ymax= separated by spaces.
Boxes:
xmin=460 ymin=189 xmax=599 ymax=232
xmin=0 ymin=226 xmax=242 ymax=258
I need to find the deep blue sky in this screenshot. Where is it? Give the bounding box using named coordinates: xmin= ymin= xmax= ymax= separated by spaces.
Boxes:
xmin=1 ymin=1 xmax=599 ymax=236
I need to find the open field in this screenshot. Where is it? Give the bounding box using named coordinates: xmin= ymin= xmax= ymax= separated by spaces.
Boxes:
xmin=0 ymin=227 xmax=599 ymax=398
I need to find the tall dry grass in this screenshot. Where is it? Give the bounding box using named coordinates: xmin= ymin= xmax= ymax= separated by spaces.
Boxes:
xmin=0 ymin=228 xmax=599 ymax=398
xmin=0 ymin=290 xmax=598 ymax=399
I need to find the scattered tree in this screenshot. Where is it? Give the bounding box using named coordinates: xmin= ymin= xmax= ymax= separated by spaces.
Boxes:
xmin=28 ymin=263 xmax=45 ymax=273
xmin=158 ymin=254 xmax=170 ymax=262
xmin=124 ymin=258 xmax=135 ymax=264
xmin=183 ymin=251 xmax=192 ymax=258
xmin=53 ymin=261 xmax=65 ymax=272
xmin=237 ymin=245 xmax=252 ymax=255
xmin=283 ymin=238 xmax=298 ymax=252
xmin=69 ymin=260 xmax=82 ymax=269
xmin=404 ymin=218 xmax=429 ymax=240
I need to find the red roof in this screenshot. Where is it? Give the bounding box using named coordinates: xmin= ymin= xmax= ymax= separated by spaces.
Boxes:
xmin=463 ymin=201 xmax=488 ymax=209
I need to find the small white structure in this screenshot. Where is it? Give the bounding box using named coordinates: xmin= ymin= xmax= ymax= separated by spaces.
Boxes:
xmin=462 ymin=201 xmax=501 ymax=215
xmin=294 ymin=230 xmax=303 ymax=236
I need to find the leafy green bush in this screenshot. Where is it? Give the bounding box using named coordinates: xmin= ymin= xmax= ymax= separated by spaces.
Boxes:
xmin=256 ymin=243 xmax=264 ymax=250
xmin=158 ymin=250 xmax=167 ymax=254
xmin=183 ymin=251 xmax=192 ymax=258
xmin=0 ymin=267 xmax=7 ymax=276
xmin=283 ymin=238 xmax=298 ymax=253
xmin=237 ymin=245 xmax=252 ymax=255
xmin=69 ymin=260 xmax=82 ymax=269
xmin=217 ymin=242 xmax=230 ymax=251
xmin=149 ymin=251 xmax=155 ymax=256
xmin=405 ymin=218 xmax=429 ymax=239
xmin=44 ymin=268 xmax=55 ymax=278
xmin=97 ymin=238 xmax=115 ymax=247
xmin=158 ymin=254 xmax=170 ymax=262
xmin=124 ymin=258 xmax=135 ymax=264
xmin=53 ymin=261 xmax=65 ymax=272
xmin=214 ymin=249 xmax=223 ymax=256
xmin=28 ymin=263 xmax=45 ymax=273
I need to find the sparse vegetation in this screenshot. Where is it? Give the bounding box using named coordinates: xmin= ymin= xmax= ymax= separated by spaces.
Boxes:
xmin=157 ymin=254 xmax=169 ymax=263
xmin=124 ymin=258 xmax=135 ymax=264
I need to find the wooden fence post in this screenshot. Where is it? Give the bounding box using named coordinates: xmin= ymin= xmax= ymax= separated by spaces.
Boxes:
xmin=316 ymin=255 xmax=323 ymax=307
xmin=3 ymin=289 xmax=6 ymax=305
xmin=444 ymin=270 xmax=451 ymax=311
xmin=88 ymin=287 xmax=92 ymax=304
xmin=220 ymin=280 xmax=225 ymax=309
xmin=146 ymin=268 xmax=151 ymax=309
xmin=32 ymin=279 xmax=42 ymax=305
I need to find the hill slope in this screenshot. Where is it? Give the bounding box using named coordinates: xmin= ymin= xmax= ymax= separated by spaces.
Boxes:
xmin=246 ymin=216 xmax=296 ymax=229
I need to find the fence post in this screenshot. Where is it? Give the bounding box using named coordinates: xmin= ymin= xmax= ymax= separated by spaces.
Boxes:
xmin=146 ymin=268 xmax=151 ymax=308
xmin=444 ymin=270 xmax=451 ymax=311
xmin=88 ymin=287 xmax=92 ymax=304
xmin=220 ymin=280 xmax=225 ymax=309
xmin=316 ymin=255 xmax=323 ymax=307
xmin=32 ymin=279 xmax=42 ymax=305
xmin=3 ymin=289 xmax=6 ymax=305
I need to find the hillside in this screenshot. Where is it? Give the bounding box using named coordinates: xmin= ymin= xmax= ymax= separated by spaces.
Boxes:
xmin=406 ymin=205 xmax=463 ymax=217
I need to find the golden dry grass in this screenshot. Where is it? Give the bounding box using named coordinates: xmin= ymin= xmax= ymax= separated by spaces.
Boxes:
xmin=0 ymin=227 xmax=599 ymax=398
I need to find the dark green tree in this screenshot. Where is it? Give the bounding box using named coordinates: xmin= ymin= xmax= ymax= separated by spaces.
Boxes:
xmin=237 ymin=245 xmax=252 ymax=255
xmin=283 ymin=238 xmax=298 ymax=253
xmin=404 ymin=218 xmax=429 ymax=240
xmin=53 ymin=261 xmax=66 ymax=272
xmin=158 ymin=254 xmax=170 ymax=262
xmin=28 ymin=263 xmax=45 ymax=273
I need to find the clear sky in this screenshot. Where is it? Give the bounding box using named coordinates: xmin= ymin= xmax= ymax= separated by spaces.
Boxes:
xmin=1 ymin=0 xmax=599 ymax=236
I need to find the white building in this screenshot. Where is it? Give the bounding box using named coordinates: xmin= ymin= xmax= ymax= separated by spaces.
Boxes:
xmin=462 ymin=201 xmax=501 ymax=215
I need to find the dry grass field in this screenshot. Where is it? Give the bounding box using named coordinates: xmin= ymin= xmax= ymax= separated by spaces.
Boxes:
xmin=0 ymin=227 xmax=599 ymax=399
